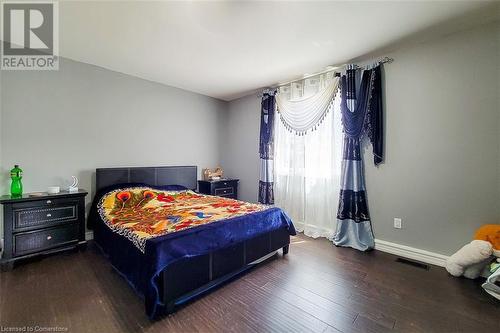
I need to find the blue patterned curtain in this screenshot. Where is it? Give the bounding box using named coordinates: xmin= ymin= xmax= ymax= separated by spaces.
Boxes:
xmin=258 ymin=90 xmax=276 ymax=204
xmin=333 ymin=65 xmax=383 ymax=251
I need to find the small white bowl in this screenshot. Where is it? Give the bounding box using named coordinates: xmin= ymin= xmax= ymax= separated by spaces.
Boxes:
xmin=47 ymin=186 xmax=60 ymax=194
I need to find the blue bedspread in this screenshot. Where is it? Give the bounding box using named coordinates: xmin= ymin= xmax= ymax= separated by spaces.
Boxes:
xmin=88 ymin=184 xmax=295 ymax=319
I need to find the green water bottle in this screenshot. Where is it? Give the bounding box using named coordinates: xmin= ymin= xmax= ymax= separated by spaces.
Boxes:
xmin=10 ymin=165 xmax=23 ymax=198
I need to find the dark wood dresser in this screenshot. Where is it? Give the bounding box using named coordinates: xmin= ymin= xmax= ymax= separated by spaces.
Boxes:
xmin=198 ymin=179 xmax=239 ymax=199
xmin=0 ymin=190 xmax=87 ymax=270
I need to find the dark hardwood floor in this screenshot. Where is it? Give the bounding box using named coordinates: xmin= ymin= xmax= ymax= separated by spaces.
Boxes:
xmin=1 ymin=234 xmax=498 ymax=333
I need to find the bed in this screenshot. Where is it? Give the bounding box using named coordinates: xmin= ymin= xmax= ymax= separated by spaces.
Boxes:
xmin=87 ymin=166 xmax=295 ymax=319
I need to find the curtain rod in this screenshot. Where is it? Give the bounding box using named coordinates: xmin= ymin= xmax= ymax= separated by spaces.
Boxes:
xmin=271 ymin=57 xmax=394 ymax=89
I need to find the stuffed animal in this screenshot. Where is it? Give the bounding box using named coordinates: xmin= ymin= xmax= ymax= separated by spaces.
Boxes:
xmin=446 ymin=224 xmax=500 ymax=279
xmin=446 ymin=240 xmax=493 ymax=279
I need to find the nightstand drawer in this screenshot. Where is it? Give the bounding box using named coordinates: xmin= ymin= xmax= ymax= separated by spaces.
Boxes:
xmin=14 ymin=205 xmax=78 ymax=230
xmin=213 ymin=180 xmax=236 ymax=189
xmin=11 ymin=197 xmax=79 ymax=208
xmin=13 ymin=224 xmax=79 ymax=256
xmin=214 ymin=187 xmax=234 ymax=196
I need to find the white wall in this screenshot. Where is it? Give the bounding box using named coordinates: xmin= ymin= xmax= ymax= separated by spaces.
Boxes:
xmin=0 ymin=68 xmax=4 ymax=191
xmin=0 ymin=67 xmax=3 ymax=247
xmin=221 ymin=22 xmax=500 ymax=255
xmin=220 ymin=94 xmax=261 ymax=202
xmin=0 ymin=68 xmax=3 ymax=189
xmin=0 ymin=58 xmax=227 ymax=233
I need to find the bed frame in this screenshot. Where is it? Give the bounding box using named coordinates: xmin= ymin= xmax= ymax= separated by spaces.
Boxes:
xmin=95 ymin=166 xmax=290 ymax=316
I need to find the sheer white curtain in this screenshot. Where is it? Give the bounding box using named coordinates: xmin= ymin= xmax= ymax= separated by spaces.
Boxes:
xmin=274 ymin=72 xmax=343 ymax=239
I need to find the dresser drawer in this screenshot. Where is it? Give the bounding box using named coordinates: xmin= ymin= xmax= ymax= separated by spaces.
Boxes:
xmin=13 ymin=204 xmax=78 ymax=230
xmin=214 ymin=187 xmax=234 ymax=196
xmin=11 ymin=197 xmax=79 ymax=208
xmin=212 ymin=180 xmax=237 ymax=190
xmin=13 ymin=224 xmax=79 ymax=256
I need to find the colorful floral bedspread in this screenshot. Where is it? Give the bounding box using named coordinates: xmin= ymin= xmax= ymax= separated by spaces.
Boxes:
xmin=98 ymin=187 xmax=269 ymax=252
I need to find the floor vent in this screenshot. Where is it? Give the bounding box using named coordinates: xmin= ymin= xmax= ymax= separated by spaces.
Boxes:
xmin=396 ymin=257 xmax=429 ymax=270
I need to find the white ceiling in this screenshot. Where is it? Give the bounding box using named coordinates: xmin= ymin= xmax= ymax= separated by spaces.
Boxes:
xmin=59 ymin=1 xmax=499 ymax=101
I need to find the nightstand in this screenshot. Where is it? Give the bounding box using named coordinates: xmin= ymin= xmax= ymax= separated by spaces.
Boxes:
xmin=0 ymin=190 xmax=87 ymax=270
xmin=198 ymin=179 xmax=239 ymax=199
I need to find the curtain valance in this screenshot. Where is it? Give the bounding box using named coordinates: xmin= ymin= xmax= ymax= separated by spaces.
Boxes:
xmin=276 ymin=75 xmax=340 ymax=135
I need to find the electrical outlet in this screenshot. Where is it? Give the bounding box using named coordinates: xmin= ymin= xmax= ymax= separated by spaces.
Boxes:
xmin=394 ymin=218 xmax=402 ymax=229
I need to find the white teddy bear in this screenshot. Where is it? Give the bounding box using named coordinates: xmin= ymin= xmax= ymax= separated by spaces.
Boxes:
xmin=445 ymin=240 xmax=493 ymax=279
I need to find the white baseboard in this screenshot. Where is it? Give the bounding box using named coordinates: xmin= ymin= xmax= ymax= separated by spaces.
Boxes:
xmin=85 ymin=231 xmax=94 ymax=241
xmin=374 ymin=239 xmax=449 ymax=267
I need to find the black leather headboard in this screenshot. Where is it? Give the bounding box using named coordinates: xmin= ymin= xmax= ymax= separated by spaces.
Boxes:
xmin=95 ymin=166 xmax=197 ymax=192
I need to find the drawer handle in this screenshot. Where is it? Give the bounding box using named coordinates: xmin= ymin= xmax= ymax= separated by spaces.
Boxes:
xmin=47 ymin=235 xmax=52 ymax=240
xmin=46 ymin=213 xmax=52 ymax=217
xmin=46 ymin=200 xmax=52 ymax=204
